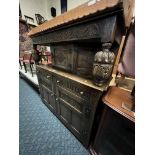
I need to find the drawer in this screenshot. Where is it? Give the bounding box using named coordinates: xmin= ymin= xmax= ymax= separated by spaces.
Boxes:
xmin=55 ymin=75 xmax=96 ymax=102
xmin=37 ymin=68 xmax=53 ymax=91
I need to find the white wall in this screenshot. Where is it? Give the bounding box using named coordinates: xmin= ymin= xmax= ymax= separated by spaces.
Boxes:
xmin=67 ymin=0 xmax=89 ymax=11
xmin=46 ymin=0 xmax=61 ymax=20
xmin=20 ymin=0 xmax=48 ymax=25
xmin=20 ymin=0 xmax=90 ymax=24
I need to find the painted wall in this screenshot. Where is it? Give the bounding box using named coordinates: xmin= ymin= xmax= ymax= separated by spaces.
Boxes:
xmin=20 ymin=0 xmax=89 ymax=24
xmin=20 ymin=0 xmax=48 ymax=25
xmin=67 ymin=0 xmax=89 ymax=11
xmin=46 ymin=0 xmax=89 ymax=18
xmin=46 ymin=0 xmax=61 ymax=20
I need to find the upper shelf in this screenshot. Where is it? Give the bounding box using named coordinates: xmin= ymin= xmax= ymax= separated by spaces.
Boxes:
xmin=28 ymin=0 xmax=134 ymax=37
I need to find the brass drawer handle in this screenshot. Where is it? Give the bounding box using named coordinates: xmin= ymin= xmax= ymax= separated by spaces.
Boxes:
xmin=47 ymin=75 xmax=50 ymax=79
xmin=80 ymin=91 xmax=84 ymax=95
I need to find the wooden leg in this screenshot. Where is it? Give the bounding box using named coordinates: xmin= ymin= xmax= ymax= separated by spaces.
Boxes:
xmin=47 ymin=56 xmax=48 ymax=63
xmin=30 ymin=64 xmax=33 ymax=77
xmin=19 ymin=60 xmax=22 ymax=69
xmin=23 ymin=62 xmax=27 ymax=73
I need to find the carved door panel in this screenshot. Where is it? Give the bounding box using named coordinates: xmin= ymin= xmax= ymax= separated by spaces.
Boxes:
xmin=40 ymin=85 xmax=49 ymax=104
xmin=71 ymin=111 xmax=90 ymax=145
xmin=76 ymin=46 xmax=95 ymax=79
xmin=58 ymin=97 xmax=90 ymax=146
xmin=59 ymin=99 xmax=72 ymax=124
xmin=51 ymin=44 xmax=75 ymax=72
xmin=48 ymin=92 xmax=57 ymax=113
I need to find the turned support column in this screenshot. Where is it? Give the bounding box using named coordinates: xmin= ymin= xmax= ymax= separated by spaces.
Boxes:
xmin=92 ymin=42 xmax=115 ymax=86
xmin=32 ymin=44 xmax=41 ymax=65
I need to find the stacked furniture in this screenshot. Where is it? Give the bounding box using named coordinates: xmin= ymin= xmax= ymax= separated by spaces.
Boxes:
xmin=28 ymin=0 xmax=133 ymax=147
xmin=91 ymin=86 xmax=135 ymax=155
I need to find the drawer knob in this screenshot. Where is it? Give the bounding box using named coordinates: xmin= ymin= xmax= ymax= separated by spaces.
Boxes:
xmin=80 ymin=91 xmax=84 ymax=95
xmin=47 ymin=75 xmax=50 ymax=79
xmin=56 ymin=98 xmax=58 ymax=101
xmin=57 ymin=80 xmax=60 ymax=83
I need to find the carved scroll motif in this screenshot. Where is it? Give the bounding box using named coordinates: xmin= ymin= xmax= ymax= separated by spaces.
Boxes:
xmin=93 ymin=43 xmax=115 ymax=86
xmin=32 ymin=23 xmax=99 ymax=44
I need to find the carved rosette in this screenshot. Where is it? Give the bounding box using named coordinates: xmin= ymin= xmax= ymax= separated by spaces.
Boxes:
xmin=93 ymin=43 xmax=115 ymax=86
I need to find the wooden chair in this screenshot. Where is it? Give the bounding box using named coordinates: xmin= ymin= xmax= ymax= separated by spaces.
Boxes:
xmin=35 ymin=14 xmax=47 ymax=25
xmin=19 ymin=52 xmax=25 ymax=69
xmin=23 ymin=51 xmax=35 ymax=77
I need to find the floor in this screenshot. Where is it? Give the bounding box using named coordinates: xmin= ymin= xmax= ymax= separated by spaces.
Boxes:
xmin=19 ymin=64 xmax=38 ymax=86
xmin=19 ymin=78 xmax=90 ymax=155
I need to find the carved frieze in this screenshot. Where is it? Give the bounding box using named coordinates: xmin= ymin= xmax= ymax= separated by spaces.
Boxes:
xmin=32 ymin=16 xmax=117 ymax=44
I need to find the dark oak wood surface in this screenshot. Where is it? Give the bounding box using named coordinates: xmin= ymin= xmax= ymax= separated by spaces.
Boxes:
xmin=36 ymin=65 xmax=104 ymax=147
xmin=102 ymin=86 xmax=135 ymax=122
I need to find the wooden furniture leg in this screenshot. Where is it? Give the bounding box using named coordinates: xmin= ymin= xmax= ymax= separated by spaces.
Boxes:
xmin=19 ymin=60 xmax=22 ymax=69
xmin=23 ymin=62 xmax=27 ymax=73
xmin=30 ymin=64 xmax=33 ymax=77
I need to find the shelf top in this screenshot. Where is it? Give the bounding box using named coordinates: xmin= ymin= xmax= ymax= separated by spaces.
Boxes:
xmin=28 ymin=0 xmax=131 ymax=37
xmin=102 ymin=86 xmax=135 ymax=122
xmin=38 ymin=65 xmax=110 ymax=92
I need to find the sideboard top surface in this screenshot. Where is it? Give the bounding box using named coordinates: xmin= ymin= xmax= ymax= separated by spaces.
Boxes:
xmin=37 ymin=65 xmax=110 ymax=92
xmin=28 ymin=0 xmax=133 ymax=37
xmin=102 ymin=86 xmax=135 ymax=122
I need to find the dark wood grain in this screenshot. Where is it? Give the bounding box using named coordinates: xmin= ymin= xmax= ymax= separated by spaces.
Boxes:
xmin=102 ymin=86 xmax=135 ymax=122
xmin=36 ymin=65 xmax=103 ymax=147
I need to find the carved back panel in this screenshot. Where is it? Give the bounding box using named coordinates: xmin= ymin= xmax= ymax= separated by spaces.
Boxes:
xmin=51 ymin=44 xmax=75 ymax=72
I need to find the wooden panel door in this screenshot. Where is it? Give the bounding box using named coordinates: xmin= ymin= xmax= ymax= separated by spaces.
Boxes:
xmin=48 ymin=92 xmax=57 ymax=114
xmin=40 ymin=85 xmax=49 ymax=104
xmin=93 ymin=106 xmax=135 ymax=155
xmin=58 ymin=97 xmax=90 ymax=147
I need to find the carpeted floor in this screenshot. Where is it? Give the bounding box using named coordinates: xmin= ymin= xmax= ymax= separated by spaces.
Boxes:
xmin=19 ymin=78 xmax=90 ymax=155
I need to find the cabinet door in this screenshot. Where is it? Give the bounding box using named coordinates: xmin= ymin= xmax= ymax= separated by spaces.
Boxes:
xmin=40 ymin=85 xmax=50 ymax=104
xmin=58 ymin=98 xmax=90 ymax=146
xmin=93 ymin=106 xmax=135 ymax=155
xmin=48 ymin=93 xmax=57 ymax=113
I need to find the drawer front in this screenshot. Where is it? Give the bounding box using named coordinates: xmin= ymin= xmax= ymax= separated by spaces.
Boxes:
xmin=37 ymin=68 xmax=53 ymax=91
xmin=58 ymin=85 xmax=93 ymax=119
xmin=55 ymin=75 xmax=96 ymax=103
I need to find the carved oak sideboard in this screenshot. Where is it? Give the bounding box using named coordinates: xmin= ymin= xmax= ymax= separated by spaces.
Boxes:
xmin=29 ymin=0 xmax=132 ymax=148
xmin=36 ymin=65 xmax=108 ymax=147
